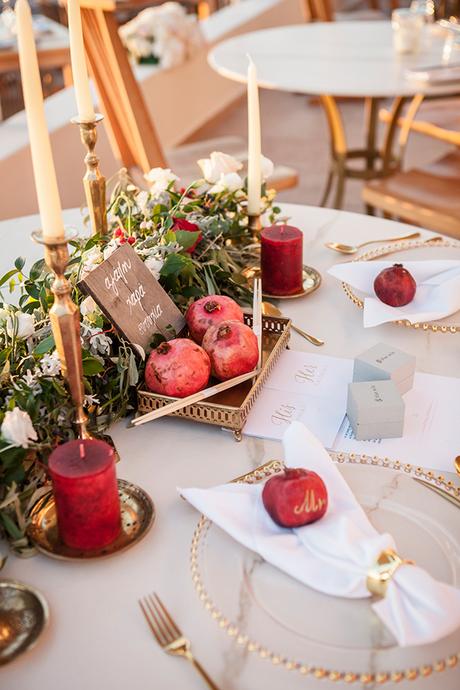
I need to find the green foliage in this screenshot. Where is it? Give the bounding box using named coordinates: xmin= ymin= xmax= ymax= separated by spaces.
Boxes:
xmin=0 ymin=167 xmax=280 ymax=558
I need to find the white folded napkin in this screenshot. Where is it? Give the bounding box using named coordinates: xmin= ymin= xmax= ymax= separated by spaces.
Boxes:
xmin=181 ymin=421 xmax=460 ymax=647
xmin=328 ymin=260 xmax=460 ymax=327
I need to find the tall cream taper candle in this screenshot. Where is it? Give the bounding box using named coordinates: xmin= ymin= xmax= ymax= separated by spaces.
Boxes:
xmin=247 ymin=55 xmax=262 ymax=217
xmin=67 ymin=0 xmax=95 ymax=121
xmin=67 ymin=0 xmax=94 ymax=122
xmin=16 ymin=0 xmax=64 ymax=239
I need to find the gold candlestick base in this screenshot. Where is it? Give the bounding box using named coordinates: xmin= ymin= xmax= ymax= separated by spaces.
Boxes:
xmin=247 ymin=213 xmax=262 ymax=242
xmin=71 ymin=113 xmax=108 ymax=238
xmin=32 ymin=228 xmax=90 ymax=439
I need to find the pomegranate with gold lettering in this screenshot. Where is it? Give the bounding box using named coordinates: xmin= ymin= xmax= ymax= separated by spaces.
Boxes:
xmin=262 ymin=468 xmax=328 ymax=528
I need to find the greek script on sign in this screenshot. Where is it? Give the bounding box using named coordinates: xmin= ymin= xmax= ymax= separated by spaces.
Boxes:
xmin=78 ymin=244 xmax=185 ymax=352
xmin=104 ymin=258 xmax=132 ymax=297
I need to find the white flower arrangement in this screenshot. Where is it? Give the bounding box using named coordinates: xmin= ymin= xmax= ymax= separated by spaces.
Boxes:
xmin=1 ymin=408 xmax=37 ymax=449
xmin=119 ymin=2 xmax=205 ymax=69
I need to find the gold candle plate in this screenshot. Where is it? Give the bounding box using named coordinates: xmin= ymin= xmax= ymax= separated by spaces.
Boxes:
xmin=242 ymin=264 xmax=322 ymax=300
xmin=27 ymin=479 xmax=155 ymax=561
xmin=137 ymin=314 xmax=290 ymax=441
xmin=0 ymin=580 xmax=49 ymax=666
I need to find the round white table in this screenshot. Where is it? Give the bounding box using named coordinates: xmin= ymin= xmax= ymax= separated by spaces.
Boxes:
xmin=1 ymin=204 xmax=459 ymax=690
xmin=209 ymin=21 xmax=460 ymax=208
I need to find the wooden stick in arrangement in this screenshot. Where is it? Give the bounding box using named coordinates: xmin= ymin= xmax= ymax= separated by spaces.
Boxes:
xmin=253 ymin=277 xmax=263 ymax=371
xmin=131 ymin=369 xmax=259 ymax=428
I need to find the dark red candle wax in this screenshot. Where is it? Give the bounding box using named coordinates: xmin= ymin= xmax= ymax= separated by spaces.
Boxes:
xmin=48 ymin=439 xmax=121 ymax=551
xmin=261 ymin=225 xmax=303 ymax=296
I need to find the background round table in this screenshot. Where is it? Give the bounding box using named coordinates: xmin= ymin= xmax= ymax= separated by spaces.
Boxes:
xmin=1 ymin=203 xmax=459 ymax=690
xmin=209 ymin=21 xmax=460 ymax=208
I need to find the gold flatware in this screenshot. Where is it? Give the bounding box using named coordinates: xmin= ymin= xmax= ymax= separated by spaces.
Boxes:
xmin=139 ymin=592 xmax=219 ymax=690
xmin=414 ymin=478 xmax=460 ymax=509
xmin=325 ymin=231 xmax=421 ymax=255
xmin=261 ymin=302 xmax=324 ymax=346
xmin=455 ymin=456 xmax=460 ymax=476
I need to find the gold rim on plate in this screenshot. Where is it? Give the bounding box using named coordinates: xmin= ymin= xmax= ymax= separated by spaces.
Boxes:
xmin=189 ymin=455 xmax=460 ymax=684
xmin=28 ymin=479 xmax=155 ymax=560
xmin=341 ymin=238 xmax=460 ymax=333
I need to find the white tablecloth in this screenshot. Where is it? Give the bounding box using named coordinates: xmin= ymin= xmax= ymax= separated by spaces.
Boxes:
xmin=1 ymin=204 xmax=459 ymax=690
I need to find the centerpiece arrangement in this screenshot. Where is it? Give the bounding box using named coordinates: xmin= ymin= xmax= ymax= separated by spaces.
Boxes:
xmin=119 ymin=2 xmax=204 ymax=68
xmin=0 ymin=155 xmax=281 ymax=556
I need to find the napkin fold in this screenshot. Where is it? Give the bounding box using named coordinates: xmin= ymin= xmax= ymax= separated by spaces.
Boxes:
xmin=181 ymin=421 xmax=460 ymax=647
xmin=328 ymin=260 xmax=460 ymax=327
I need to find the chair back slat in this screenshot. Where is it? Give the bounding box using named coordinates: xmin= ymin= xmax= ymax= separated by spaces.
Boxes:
xmin=79 ymin=2 xmax=166 ymax=172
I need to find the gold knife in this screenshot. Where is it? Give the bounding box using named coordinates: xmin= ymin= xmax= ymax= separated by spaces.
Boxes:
xmin=414 ymin=478 xmax=460 ymax=509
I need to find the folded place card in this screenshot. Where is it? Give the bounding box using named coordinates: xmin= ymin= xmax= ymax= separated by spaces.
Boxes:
xmin=347 ymin=380 xmax=405 ymax=441
xmin=353 ymin=342 xmax=416 ymax=395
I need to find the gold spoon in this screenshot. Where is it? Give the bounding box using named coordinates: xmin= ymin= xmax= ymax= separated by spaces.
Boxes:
xmin=325 ymin=231 xmax=421 ymax=255
xmin=261 ymin=302 xmax=324 ymax=347
xmin=455 ymin=456 xmax=460 ymax=476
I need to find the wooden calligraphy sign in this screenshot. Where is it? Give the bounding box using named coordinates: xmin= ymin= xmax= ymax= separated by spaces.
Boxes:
xmin=79 ymin=244 xmax=185 ymax=354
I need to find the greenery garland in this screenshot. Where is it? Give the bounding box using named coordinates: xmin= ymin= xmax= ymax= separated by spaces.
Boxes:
xmin=0 ymin=162 xmax=281 ymax=560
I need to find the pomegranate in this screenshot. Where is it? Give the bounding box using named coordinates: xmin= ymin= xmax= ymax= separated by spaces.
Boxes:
xmin=202 ymin=320 xmax=259 ymax=381
xmin=186 ymin=295 xmax=244 ymax=344
xmin=145 ymin=338 xmax=210 ymax=397
xmin=374 ymin=263 xmax=416 ymax=307
xmin=262 ymin=468 xmax=328 ymax=528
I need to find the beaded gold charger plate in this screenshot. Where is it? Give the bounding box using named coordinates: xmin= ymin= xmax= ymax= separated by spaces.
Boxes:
xmin=28 ymin=479 xmax=155 ymax=560
xmin=0 ymin=580 xmax=49 ymax=666
xmin=190 ymin=457 xmax=460 ymax=684
xmin=341 ymin=238 xmax=460 ymax=332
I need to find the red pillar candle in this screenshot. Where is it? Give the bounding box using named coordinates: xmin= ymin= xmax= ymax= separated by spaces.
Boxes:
xmin=261 ymin=225 xmax=303 ymax=296
xmin=48 ymin=439 xmax=121 ymax=550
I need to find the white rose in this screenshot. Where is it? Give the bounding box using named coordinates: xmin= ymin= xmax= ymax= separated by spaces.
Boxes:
xmin=103 ymin=240 xmax=119 ymax=260
xmin=144 ymin=256 xmax=164 ymax=280
xmin=144 ymin=167 xmax=179 ymax=195
xmin=80 ymin=296 xmax=99 ymax=317
xmin=155 ymin=35 xmax=186 ymax=68
xmin=6 ymin=311 xmax=35 ymax=339
xmin=40 ymin=350 xmax=61 ymax=377
xmin=209 ymin=172 xmax=244 ymax=194
xmin=197 ymin=152 xmax=243 ymax=184
xmin=261 ymin=155 xmax=274 ymax=181
xmin=81 ymin=245 xmax=103 ymax=276
xmin=1 ymin=407 xmax=38 ymax=448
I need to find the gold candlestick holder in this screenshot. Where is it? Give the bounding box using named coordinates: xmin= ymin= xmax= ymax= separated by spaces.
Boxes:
xmin=32 ymin=228 xmax=90 ymax=439
xmin=247 ymin=213 xmax=262 ymax=239
xmin=71 ymin=113 xmax=108 ymax=237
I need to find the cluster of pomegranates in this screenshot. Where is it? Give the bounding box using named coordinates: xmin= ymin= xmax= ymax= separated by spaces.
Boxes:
xmin=374 ymin=263 xmax=416 ymax=307
xmin=145 ymin=295 xmax=259 ymax=398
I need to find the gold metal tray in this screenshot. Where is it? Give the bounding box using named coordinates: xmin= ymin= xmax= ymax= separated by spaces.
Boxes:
xmin=28 ymin=479 xmax=155 ymax=560
xmin=137 ymin=314 xmax=291 ymax=440
xmin=0 ymin=579 xmax=49 ymax=666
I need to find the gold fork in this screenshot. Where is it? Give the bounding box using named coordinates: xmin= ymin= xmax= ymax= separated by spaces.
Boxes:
xmin=139 ymin=592 xmax=220 ymax=690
